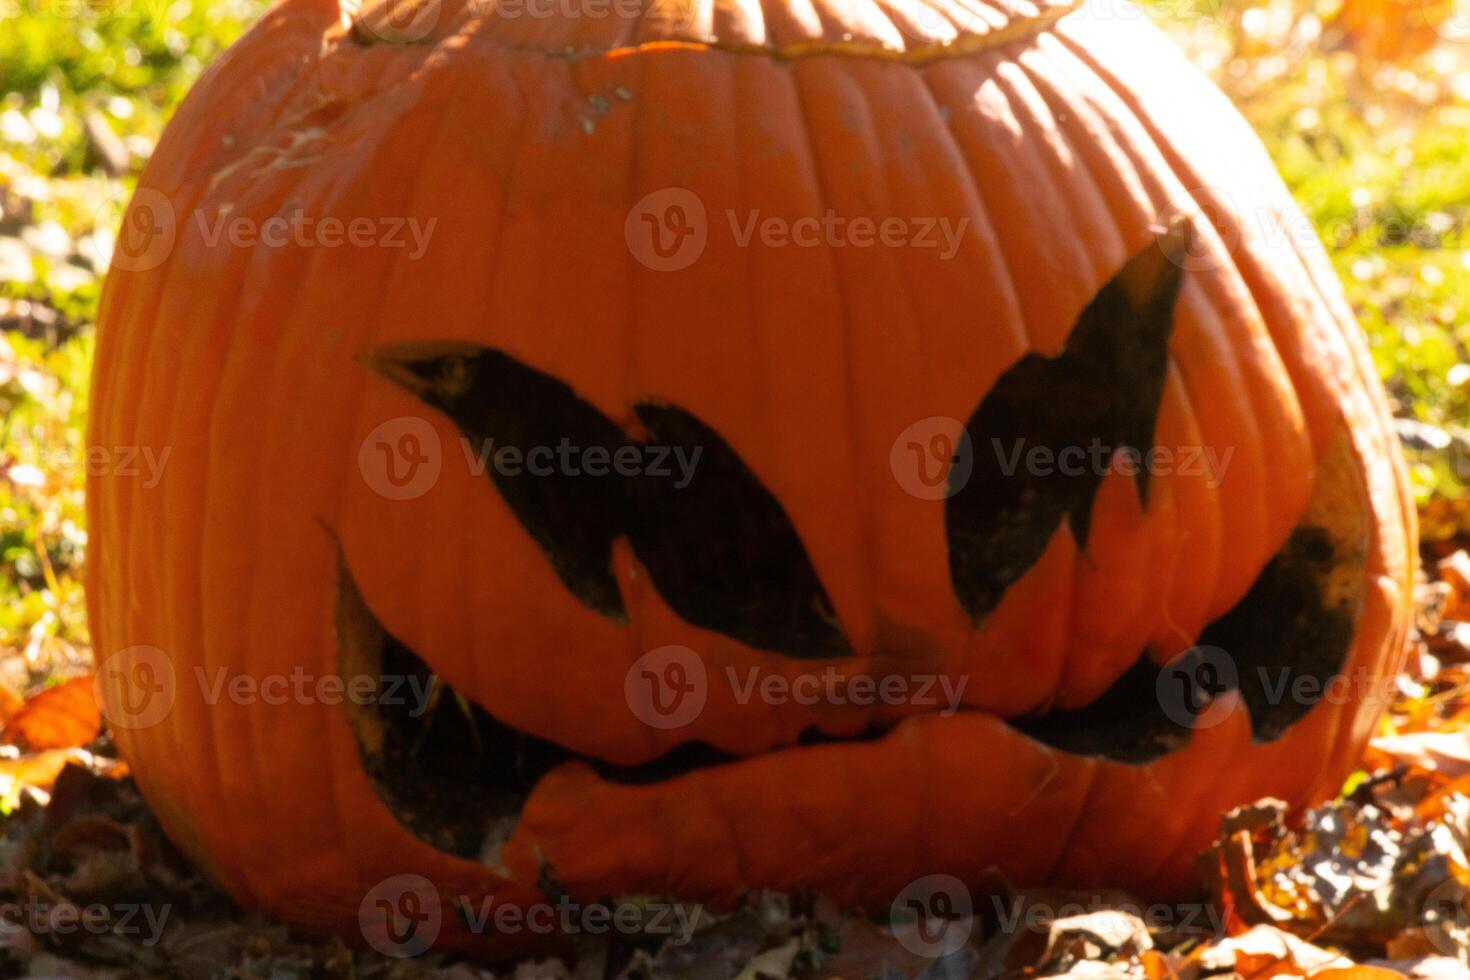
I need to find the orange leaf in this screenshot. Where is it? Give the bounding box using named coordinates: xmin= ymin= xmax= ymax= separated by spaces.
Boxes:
xmin=2 ymin=676 xmax=102 ymax=751
xmin=0 ymin=686 xmax=23 ymax=724
xmin=0 ymin=748 xmax=95 ymax=792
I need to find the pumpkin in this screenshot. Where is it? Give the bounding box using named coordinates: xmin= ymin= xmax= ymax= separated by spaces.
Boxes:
xmin=88 ymin=0 xmax=1416 ymax=957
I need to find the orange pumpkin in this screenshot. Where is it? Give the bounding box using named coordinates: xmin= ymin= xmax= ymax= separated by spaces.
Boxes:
xmin=88 ymin=0 xmax=1415 ymax=957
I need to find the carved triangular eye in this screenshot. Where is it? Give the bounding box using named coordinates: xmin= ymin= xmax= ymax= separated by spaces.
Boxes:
xmin=625 ymin=404 xmax=849 ymax=658
xmin=947 ymin=223 xmax=1190 ymax=624
xmin=363 ymin=344 xmax=849 ymax=659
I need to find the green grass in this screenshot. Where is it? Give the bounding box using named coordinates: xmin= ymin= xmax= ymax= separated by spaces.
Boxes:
xmin=1149 ymin=0 xmax=1470 ymax=509
xmin=1 ymin=0 xmax=262 ymax=173
xmin=0 ymin=330 xmax=91 ymax=667
xmin=0 ymin=0 xmax=269 ymax=672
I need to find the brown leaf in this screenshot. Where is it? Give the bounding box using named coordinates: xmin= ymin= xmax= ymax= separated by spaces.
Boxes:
xmin=1439 ymin=553 xmax=1470 ymax=622
xmin=1331 ymin=0 xmax=1455 ymax=62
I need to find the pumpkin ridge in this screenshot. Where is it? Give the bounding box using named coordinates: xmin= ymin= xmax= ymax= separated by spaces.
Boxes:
xmin=785 ymin=55 xmax=883 ymax=655
xmin=348 ymin=0 xmax=1085 ymax=65
xmin=234 ymin=73 xmax=460 ymax=898
xmin=1039 ymin=753 xmax=1100 ymax=882
xmin=138 ymin=168 xmax=273 ymax=879
xmin=663 ymin=5 xmax=1083 ymax=64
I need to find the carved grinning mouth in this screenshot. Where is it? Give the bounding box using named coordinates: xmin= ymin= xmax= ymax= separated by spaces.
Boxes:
xmin=335 ymin=482 xmax=1367 ymax=864
xmin=336 ymin=221 xmax=1370 ymax=865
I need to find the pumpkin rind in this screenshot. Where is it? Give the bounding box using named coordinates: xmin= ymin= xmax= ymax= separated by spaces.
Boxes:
xmin=88 ymin=0 xmax=1415 ymax=953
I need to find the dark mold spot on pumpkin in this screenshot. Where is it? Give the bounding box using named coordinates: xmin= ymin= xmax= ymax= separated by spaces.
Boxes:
xmin=947 ymin=223 xmax=1189 ymax=624
xmin=361 ymin=342 xmax=848 ymax=659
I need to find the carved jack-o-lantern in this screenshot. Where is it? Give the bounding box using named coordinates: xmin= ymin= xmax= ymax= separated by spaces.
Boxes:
xmin=89 ymin=0 xmax=1414 ymax=955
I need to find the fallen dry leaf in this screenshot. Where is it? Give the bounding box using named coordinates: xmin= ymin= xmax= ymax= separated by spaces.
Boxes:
xmin=1368 ymin=956 xmax=1470 ymax=979
xmin=1203 ymin=924 xmax=1354 ymax=977
xmin=2 ymin=676 xmax=100 ymax=752
xmin=0 ymin=748 xmax=98 ymax=794
xmin=1440 ymin=554 xmax=1470 ymax=622
xmin=1372 ymin=732 xmax=1470 ymax=779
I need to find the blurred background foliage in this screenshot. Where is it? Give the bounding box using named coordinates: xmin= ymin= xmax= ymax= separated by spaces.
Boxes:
xmin=0 ymin=0 xmax=1467 ymax=681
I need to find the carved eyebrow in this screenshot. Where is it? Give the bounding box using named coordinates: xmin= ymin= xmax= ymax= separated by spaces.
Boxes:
xmin=946 ymin=222 xmax=1190 ymax=624
xmin=362 ymin=343 xmax=849 ymax=660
